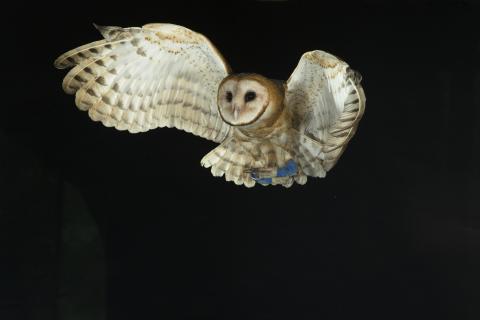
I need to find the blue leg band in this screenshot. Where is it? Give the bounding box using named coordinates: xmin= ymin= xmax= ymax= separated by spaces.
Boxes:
xmin=276 ymin=160 xmax=298 ymax=177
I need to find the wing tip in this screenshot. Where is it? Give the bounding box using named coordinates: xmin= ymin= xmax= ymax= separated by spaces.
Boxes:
xmin=347 ymin=67 xmax=363 ymax=84
xmin=92 ymin=22 xmax=109 ymax=38
xmin=53 ymin=57 xmax=65 ymax=69
xmin=92 ymin=22 xmax=106 ymax=35
xmin=92 ymin=23 xmax=124 ymax=40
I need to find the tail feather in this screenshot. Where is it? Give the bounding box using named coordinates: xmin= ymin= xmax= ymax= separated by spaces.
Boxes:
xmin=201 ymin=136 xmax=301 ymax=188
xmin=201 ymin=137 xmax=255 ymax=187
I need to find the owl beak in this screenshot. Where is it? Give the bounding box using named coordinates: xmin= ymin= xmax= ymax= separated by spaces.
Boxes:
xmin=233 ymin=104 xmax=240 ymax=120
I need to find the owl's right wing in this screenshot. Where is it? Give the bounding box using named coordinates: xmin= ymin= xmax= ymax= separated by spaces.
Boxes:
xmin=54 ymin=23 xmax=232 ymax=142
xmin=286 ymin=50 xmax=365 ymax=174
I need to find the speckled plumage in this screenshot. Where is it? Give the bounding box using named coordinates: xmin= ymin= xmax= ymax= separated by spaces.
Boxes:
xmin=55 ymin=23 xmax=365 ymax=188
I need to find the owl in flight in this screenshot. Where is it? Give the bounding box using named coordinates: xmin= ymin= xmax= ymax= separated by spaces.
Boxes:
xmin=54 ymin=23 xmax=365 ymax=187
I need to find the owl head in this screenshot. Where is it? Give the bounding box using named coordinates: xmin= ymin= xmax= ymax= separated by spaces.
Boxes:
xmin=217 ymin=73 xmax=285 ymax=129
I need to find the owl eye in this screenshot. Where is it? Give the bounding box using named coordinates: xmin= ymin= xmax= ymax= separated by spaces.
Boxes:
xmin=226 ymin=91 xmax=233 ymax=102
xmin=244 ymin=91 xmax=256 ymax=102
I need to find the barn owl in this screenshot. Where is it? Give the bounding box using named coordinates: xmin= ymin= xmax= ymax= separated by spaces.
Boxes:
xmin=54 ymin=23 xmax=365 ymax=188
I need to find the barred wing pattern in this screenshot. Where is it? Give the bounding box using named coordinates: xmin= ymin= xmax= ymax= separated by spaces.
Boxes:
xmin=54 ymin=23 xmax=231 ymax=142
xmin=286 ymin=50 xmax=365 ymax=173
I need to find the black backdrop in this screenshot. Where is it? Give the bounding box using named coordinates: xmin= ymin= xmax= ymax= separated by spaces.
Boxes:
xmin=2 ymin=1 xmax=479 ymax=319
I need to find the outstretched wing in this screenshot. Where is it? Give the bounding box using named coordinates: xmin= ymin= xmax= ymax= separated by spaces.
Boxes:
xmin=286 ymin=50 xmax=365 ymax=173
xmin=54 ymin=23 xmax=231 ymax=142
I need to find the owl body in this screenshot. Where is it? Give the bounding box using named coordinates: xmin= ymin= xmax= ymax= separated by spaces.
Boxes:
xmin=203 ymin=73 xmax=301 ymax=187
xmin=54 ymin=23 xmax=365 ymax=188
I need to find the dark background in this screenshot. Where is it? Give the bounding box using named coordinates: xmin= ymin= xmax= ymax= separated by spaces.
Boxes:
xmin=2 ymin=1 xmax=479 ymax=319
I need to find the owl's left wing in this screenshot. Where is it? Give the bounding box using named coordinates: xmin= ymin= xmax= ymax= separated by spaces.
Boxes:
xmin=286 ymin=50 xmax=365 ymax=175
xmin=54 ymin=23 xmax=231 ymax=142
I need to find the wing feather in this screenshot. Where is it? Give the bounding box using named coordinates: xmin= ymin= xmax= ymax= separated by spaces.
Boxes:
xmin=54 ymin=23 xmax=231 ymax=142
xmin=286 ymin=50 xmax=365 ymax=174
